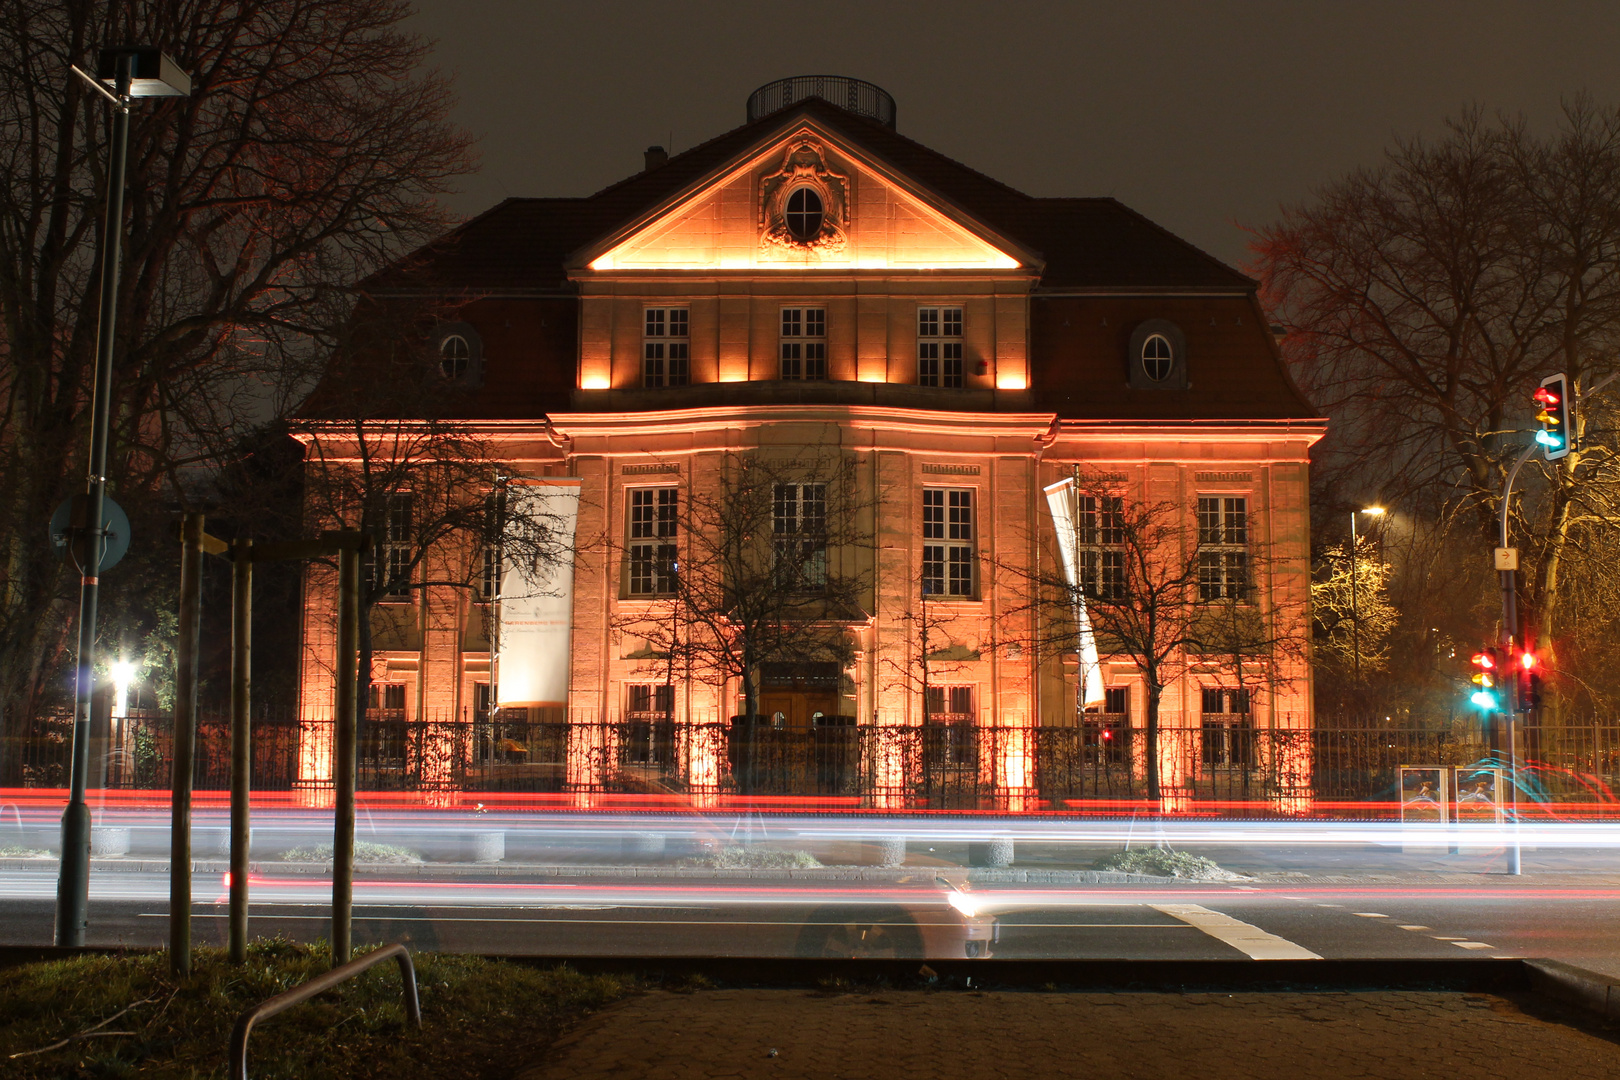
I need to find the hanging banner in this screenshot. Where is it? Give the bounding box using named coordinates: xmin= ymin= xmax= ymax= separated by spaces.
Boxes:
xmin=495 ymin=478 xmax=582 ymax=708
xmin=1043 ymin=478 xmax=1106 ymax=709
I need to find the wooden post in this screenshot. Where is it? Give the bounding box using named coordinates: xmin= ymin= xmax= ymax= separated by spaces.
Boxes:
xmin=332 ymin=545 xmax=360 ymax=965
xmin=229 ymin=538 xmax=252 ymax=963
xmin=171 ymin=512 xmax=205 ymax=976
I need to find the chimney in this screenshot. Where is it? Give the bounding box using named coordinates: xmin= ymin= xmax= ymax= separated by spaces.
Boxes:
xmin=644 ymin=145 xmax=668 ymax=171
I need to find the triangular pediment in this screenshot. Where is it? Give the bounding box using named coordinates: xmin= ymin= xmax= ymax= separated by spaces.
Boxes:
xmin=576 ymin=120 xmax=1036 ymax=273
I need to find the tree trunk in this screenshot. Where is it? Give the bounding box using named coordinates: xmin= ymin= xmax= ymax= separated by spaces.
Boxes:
xmin=1144 ymin=682 xmax=1162 ymax=802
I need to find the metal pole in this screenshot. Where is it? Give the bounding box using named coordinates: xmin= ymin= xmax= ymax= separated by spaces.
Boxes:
xmin=171 ymin=512 xmax=205 ymax=974
xmin=1498 ymin=442 xmax=1535 ymax=878
xmin=332 ymin=547 xmax=360 ymax=965
xmin=229 ymin=538 xmax=252 ymax=963
xmin=55 ymin=51 xmax=132 ymax=948
xmin=1349 ymin=511 xmax=1361 ymax=685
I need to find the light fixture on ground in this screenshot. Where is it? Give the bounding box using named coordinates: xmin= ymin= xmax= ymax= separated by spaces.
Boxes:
xmin=54 ymin=46 xmax=191 ymax=948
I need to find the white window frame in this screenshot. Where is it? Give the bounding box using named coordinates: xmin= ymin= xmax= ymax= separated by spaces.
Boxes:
xmin=1141 ymin=333 xmax=1174 ymax=382
xmin=1077 ymin=493 xmax=1126 ymax=600
xmin=917 ymin=306 xmax=964 ymax=388
xmin=1197 ymin=495 xmax=1249 ymax=601
xmin=773 ymin=482 xmax=827 ymax=591
xmin=922 ymin=487 xmax=975 ymax=598
xmin=368 ymin=493 xmax=413 ymax=603
xmin=780 ymin=307 xmax=827 ymax=380
xmin=627 ymin=487 xmax=679 ymax=596
xmin=643 ymin=307 xmax=689 ymax=388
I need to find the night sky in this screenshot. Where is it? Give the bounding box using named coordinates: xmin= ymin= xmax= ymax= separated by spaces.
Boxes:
xmin=408 ymin=1 xmax=1620 ymax=270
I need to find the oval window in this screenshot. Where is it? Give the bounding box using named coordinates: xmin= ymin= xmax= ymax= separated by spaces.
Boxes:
xmin=1141 ymin=333 xmax=1173 ymax=382
xmin=440 ymin=334 xmax=471 ymax=379
xmin=785 ymin=187 xmax=824 ymax=241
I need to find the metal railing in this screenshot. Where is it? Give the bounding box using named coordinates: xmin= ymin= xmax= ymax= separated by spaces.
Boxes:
xmin=746 ymin=76 xmax=897 ymax=128
xmin=230 ymin=942 xmax=420 ymax=1080
xmin=7 ymin=710 xmax=1620 ymax=814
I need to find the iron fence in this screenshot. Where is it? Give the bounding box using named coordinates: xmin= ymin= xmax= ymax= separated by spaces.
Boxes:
xmin=5 ymin=711 xmax=1620 ymax=813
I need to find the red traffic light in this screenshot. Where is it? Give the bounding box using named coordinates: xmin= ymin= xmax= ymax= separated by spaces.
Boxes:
xmin=1470 ymin=651 xmax=1496 ymax=669
xmin=1520 ymin=650 xmax=1538 ymax=670
xmin=1534 ymin=386 xmax=1561 ymax=407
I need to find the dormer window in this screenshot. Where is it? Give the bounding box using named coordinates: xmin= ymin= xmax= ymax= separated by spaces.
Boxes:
xmin=434 ymin=323 xmax=482 ymax=384
xmin=1126 ymin=320 xmax=1187 ymax=390
xmin=1141 ymin=334 xmax=1173 ymax=382
xmin=785 ymin=187 xmax=824 ymax=242
xmin=440 ymin=334 xmax=471 ymax=379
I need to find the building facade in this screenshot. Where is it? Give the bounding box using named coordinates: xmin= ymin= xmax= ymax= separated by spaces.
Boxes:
xmin=298 ymin=79 xmax=1325 ymax=810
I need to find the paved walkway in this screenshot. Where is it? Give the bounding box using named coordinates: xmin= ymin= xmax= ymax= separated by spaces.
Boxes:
xmin=524 ymin=987 xmax=1620 ymax=1080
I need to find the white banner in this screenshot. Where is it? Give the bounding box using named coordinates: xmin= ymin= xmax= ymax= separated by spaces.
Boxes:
xmin=1043 ymin=478 xmax=1106 ymax=709
xmin=495 ymin=478 xmax=581 ymax=708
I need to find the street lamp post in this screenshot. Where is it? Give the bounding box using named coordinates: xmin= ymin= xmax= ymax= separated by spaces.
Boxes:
xmin=54 ymin=47 xmax=190 ymax=948
xmin=1348 ymin=506 xmax=1385 ymax=685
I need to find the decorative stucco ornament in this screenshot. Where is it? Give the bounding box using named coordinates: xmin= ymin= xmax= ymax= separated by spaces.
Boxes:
xmin=759 ymin=134 xmax=849 ymax=257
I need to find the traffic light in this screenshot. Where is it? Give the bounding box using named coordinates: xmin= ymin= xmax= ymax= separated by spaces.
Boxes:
xmin=1518 ymin=649 xmax=1544 ymax=712
xmin=1469 ymin=648 xmax=1501 ymax=710
xmin=1534 ymin=373 xmax=1573 ymax=461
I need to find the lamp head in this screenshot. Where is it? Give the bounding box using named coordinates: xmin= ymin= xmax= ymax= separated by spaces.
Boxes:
xmin=1360 ymin=506 xmax=1386 ymax=517
xmin=96 ymin=47 xmax=191 ymax=97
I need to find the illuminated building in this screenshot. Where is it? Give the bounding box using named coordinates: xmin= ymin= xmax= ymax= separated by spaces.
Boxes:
xmin=297 ymin=78 xmax=1324 ymax=809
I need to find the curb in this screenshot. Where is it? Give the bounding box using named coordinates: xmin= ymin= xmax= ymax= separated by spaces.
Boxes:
xmin=0 ymin=858 xmax=1191 ymax=884
xmin=1525 ymin=959 xmax=1620 ymax=1023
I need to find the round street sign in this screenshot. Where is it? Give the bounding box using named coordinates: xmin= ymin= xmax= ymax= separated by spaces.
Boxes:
xmin=50 ymin=494 xmax=132 ymax=572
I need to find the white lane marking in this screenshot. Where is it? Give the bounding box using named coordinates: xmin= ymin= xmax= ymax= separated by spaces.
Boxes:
xmin=1315 ymin=903 xmax=1343 ymax=908
xmin=1453 ymin=942 xmax=1495 ymax=950
xmin=1399 ymin=925 xmax=1430 ymax=931
xmin=1150 ymin=904 xmax=1322 ymax=960
xmin=1352 ymin=913 xmax=1388 ymax=918
xmin=1431 ymin=936 xmax=1467 ymax=941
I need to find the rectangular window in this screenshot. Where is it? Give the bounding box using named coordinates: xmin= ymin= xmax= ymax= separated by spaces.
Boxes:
xmin=773 ymin=483 xmax=827 ymax=590
xmin=1077 ymin=494 xmax=1126 ymax=600
xmin=368 ymin=493 xmax=413 ymax=602
xmin=922 ymin=488 xmax=974 ymax=597
xmin=780 ymin=307 xmax=827 ymax=380
xmin=1201 ymin=688 xmax=1255 ymax=766
xmin=627 ymin=488 xmax=678 ymax=596
xmin=1197 ymin=496 xmax=1248 ymax=601
xmin=917 ymin=306 xmax=964 ymax=388
xmin=626 ymin=683 xmax=675 ymax=717
xmin=924 ymin=685 xmax=975 ymax=766
xmin=643 ymin=307 xmax=690 ymax=388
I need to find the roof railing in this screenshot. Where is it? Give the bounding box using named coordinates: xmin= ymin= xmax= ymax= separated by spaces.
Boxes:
xmin=746 ymin=76 xmax=896 ymax=129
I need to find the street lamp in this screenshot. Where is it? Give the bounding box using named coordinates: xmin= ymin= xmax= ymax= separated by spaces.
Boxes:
xmin=1349 ymin=506 xmax=1386 ymax=684
xmin=55 ymin=47 xmax=190 ymax=948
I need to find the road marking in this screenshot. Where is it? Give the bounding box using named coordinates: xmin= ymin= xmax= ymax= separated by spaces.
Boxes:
xmin=1431 ymin=936 xmax=1467 ymax=941
xmin=1398 ymin=925 xmax=1430 ymax=931
xmin=1352 ymin=913 xmax=1388 ymax=918
xmin=1315 ymin=903 xmax=1343 ymax=908
xmin=1151 ymin=904 xmax=1322 ymax=960
xmin=1453 ymin=942 xmax=1495 ymax=950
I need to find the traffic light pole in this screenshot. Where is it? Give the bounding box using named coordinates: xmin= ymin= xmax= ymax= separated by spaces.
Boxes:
xmin=1497 ymin=441 xmax=1536 ymax=877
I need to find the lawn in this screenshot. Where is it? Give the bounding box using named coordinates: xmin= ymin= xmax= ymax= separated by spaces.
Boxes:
xmin=0 ymin=940 xmax=628 ymax=1078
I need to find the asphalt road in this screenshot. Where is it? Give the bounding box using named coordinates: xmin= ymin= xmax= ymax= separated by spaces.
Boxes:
xmin=3 ymin=870 xmax=1617 ymax=975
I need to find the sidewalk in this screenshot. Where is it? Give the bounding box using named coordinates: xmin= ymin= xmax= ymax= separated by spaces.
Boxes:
xmin=520 ymin=985 xmax=1620 ymax=1080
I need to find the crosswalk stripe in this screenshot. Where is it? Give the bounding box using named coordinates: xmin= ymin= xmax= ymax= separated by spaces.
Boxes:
xmin=1150 ymin=903 xmax=1322 ymax=960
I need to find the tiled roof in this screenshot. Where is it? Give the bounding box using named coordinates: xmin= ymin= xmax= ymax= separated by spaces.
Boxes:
xmin=365 ymin=99 xmax=1253 ymax=294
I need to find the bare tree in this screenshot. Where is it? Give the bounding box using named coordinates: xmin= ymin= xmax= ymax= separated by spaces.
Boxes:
xmin=613 ymin=451 xmax=875 ymax=727
xmin=0 ymin=0 xmax=473 ymax=721
xmin=1005 ymin=482 xmax=1303 ymax=800
xmin=1253 ymin=99 xmax=1620 ymax=690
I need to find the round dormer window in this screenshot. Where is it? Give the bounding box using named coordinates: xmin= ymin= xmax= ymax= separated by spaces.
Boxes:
xmin=785 ymin=187 xmax=824 ymax=241
xmin=440 ymin=334 xmax=472 ymax=379
xmin=1141 ymin=333 xmax=1174 ymax=382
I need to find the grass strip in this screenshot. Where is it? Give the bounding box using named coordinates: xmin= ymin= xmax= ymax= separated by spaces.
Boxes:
xmin=0 ymin=939 xmax=627 ymax=1079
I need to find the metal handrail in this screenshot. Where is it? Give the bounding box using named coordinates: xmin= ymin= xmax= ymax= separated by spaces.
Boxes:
xmin=229 ymin=942 xmax=421 ymax=1080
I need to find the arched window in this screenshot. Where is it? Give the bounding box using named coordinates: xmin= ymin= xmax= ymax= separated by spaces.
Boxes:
xmin=785 ymin=187 xmax=824 ymax=241
xmin=440 ymin=334 xmax=471 ymax=379
xmin=1140 ymin=333 xmax=1174 ymax=382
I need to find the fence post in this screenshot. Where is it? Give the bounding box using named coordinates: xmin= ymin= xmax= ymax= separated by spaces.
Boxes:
xmin=229 ymin=538 xmax=252 ymax=964
xmin=332 ymin=544 xmax=360 ymax=966
xmin=171 ymin=512 xmax=205 ymax=977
